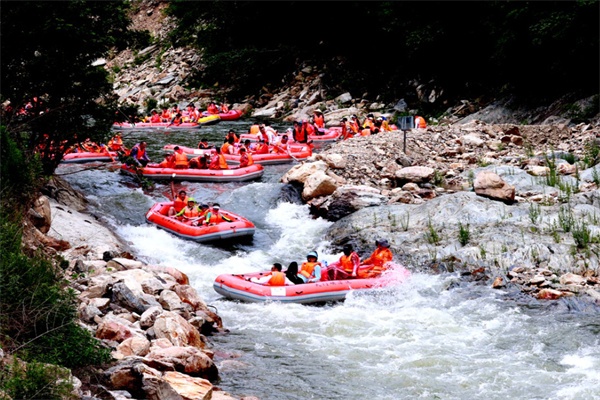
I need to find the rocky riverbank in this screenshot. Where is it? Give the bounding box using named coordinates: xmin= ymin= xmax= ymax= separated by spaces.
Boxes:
xmin=30 ymin=177 xmax=254 ymax=400
xmin=24 ymin=111 xmax=600 ymax=399
xmin=279 ymin=119 xmax=600 ymax=305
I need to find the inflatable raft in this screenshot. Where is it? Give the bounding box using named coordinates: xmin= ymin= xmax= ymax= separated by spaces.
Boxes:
xmin=120 ymin=163 xmax=264 ymax=182
xmin=225 ymin=145 xmax=311 ymax=165
xmin=240 ymin=127 xmax=342 ymax=144
xmin=213 ymin=264 xmax=411 ymax=304
xmin=61 ymin=151 xmax=118 ymax=163
xmin=202 ymin=109 xmax=243 ymax=121
xmin=163 ymin=144 xmax=312 ymax=165
xmin=112 ymin=115 xmax=220 ymax=130
xmin=146 ymin=202 xmax=255 ymax=243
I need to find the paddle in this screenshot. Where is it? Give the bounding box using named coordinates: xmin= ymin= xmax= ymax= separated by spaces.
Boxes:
xmin=170 ymin=173 xmax=176 ymax=200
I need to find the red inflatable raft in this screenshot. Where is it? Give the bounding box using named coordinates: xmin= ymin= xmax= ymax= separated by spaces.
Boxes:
xmin=240 ymin=127 xmax=342 ymax=144
xmin=163 ymin=144 xmax=312 ymax=165
xmin=61 ymin=151 xmax=119 ymax=163
xmin=213 ymin=263 xmax=411 ymax=304
xmin=146 ymin=202 xmax=255 ymax=243
xmin=202 ymin=109 xmax=243 ymax=121
xmin=120 ymin=163 xmax=264 ymax=182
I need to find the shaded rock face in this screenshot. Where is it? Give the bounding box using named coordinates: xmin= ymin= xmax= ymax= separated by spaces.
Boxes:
xmin=311 ymin=191 xmax=357 ymax=220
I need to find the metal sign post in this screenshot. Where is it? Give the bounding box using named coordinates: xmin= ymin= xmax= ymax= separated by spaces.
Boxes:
xmin=398 ymin=116 xmax=414 ymax=153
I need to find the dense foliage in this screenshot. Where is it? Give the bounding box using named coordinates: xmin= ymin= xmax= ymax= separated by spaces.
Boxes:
xmin=1 ymin=2 xmax=129 ymax=396
xmin=0 ymin=1 xmax=132 ymax=177
xmin=0 ymin=131 xmax=112 ymax=397
xmin=166 ymin=1 xmax=599 ymax=112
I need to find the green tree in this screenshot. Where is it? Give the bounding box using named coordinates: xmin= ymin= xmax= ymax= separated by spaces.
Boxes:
xmin=165 ymin=1 xmax=598 ymax=111
xmin=1 ymin=1 xmax=132 ymax=177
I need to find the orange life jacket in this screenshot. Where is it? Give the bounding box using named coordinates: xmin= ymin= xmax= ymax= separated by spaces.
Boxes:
xmin=220 ymin=104 xmax=229 ymax=113
xmin=267 ymin=271 xmax=286 ymax=286
xmin=349 ymin=121 xmax=360 ymax=133
xmin=174 ymin=152 xmax=188 ymax=168
xmin=239 ymin=152 xmax=253 ymax=168
xmin=209 ymin=154 xmax=229 ymax=170
xmin=218 ymin=154 xmax=228 ymax=169
xmin=159 ymin=158 xmax=174 ymax=168
xmin=300 ymin=261 xmax=319 ymax=279
xmin=206 ymin=211 xmax=232 ymax=224
xmin=415 ymin=116 xmax=427 ymax=129
xmin=360 ymin=128 xmax=371 ymax=136
xmin=340 ymin=253 xmax=358 ymax=273
xmin=221 ymin=142 xmax=232 ymax=154
xmin=249 ymin=125 xmax=260 ymax=134
xmin=108 ymin=136 xmax=123 ymax=151
xmin=314 ymin=114 xmax=325 ymax=128
xmin=207 ymin=104 xmax=219 ymax=114
xmin=272 ymin=141 xmax=289 ymax=154
xmin=173 ymin=196 xmax=188 ymax=213
xmin=363 ymin=248 xmax=393 ymax=267
xmin=294 ymin=125 xmax=307 ymax=143
xmin=183 ymin=206 xmax=199 ymax=218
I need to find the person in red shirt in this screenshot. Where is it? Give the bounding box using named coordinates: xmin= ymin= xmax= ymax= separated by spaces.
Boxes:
xmin=149 ymin=109 xmax=161 ymax=123
xmin=209 ymin=148 xmax=229 ymax=170
xmin=237 ymin=147 xmax=253 ymax=168
xmin=206 ymin=101 xmax=219 ymax=114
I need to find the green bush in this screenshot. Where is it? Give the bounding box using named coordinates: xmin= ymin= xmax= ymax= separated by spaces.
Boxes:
xmin=0 ymin=206 xmax=111 ymax=370
xmin=0 ymin=358 xmax=76 ymax=400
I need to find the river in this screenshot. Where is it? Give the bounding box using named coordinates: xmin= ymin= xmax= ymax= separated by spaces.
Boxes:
xmin=55 ymin=121 xmax=600 ymax=400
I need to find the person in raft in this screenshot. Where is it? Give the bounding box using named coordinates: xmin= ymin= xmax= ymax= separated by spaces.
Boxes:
xmin=236 ymin=147 xmax=253 ymax=168
xmin=250 ymin=263 xmax=296 ymax=286
xmin=198 ymin=138 xmax=211 ymax=149
xmin=327 ymin=243 xmax=361 ymax=280
xmin=357 ymin=239 xmax=394 ymax=279
xmin=209 ymin=147 xmax=229 ymax=170
xmin=297 ymin=251 xmax=324 ymax=283
xmin=168 ymin=190 xmax=189 ymax=217
xmin=285 ymin=261 xmax=304 ymax=285
xmin=175 ymin=198 xmax=201 ymax=225
xmin=203 ymin=203 xmax=233 ymax=225
xmin=129 ymin=141 xmax=151 ymax=167
xmin=172 ymin=146 xmax=189 ymax=169
xmin=188 ymin=153 xmax=209 ymax=169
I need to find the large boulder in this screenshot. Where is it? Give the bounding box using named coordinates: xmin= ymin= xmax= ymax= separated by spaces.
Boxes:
xmin=473 ymin=170 xmax=515 ymax=203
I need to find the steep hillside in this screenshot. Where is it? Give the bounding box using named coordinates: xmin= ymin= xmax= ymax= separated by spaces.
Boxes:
xmin=108 ymin=0 xmax=599 ymax=126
